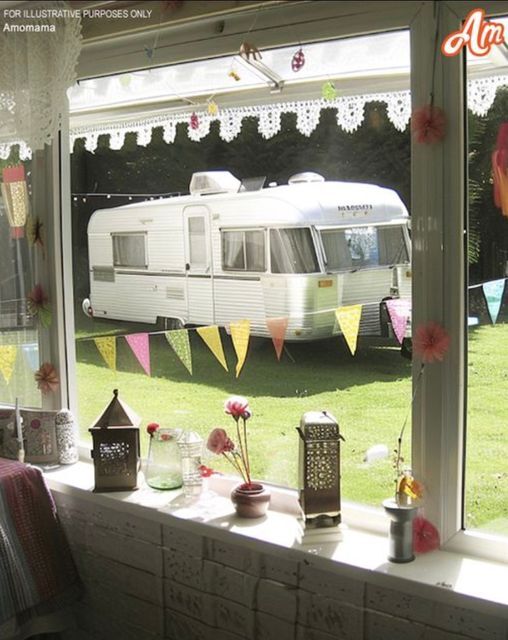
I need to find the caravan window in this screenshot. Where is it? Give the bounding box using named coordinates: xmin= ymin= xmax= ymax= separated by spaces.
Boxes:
xmin=222 ymin=229 xmax=266 ymax=272
xmin=270 ymin=228 xmax=320 ymax=274
xmin=112 ymin=233 xmax=147 ymax=268
xmin=321 ymin=225 xmax=408 ymax=271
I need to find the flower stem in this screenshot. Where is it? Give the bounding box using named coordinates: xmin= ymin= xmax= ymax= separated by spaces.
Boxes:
xmin=223 ymin=451 xmax=247 ymax=484
xmin=242 ymin=417 xmax=251 ymax=484
xmin=395 ymin=362 xmax=425 ymax=495
xmin=235 ymin=417 xmax=250 ymax=485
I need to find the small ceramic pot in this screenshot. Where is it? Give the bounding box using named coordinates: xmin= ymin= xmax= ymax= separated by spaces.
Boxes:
xmin=231 ymin=482 xmax=271 ymax=518
xmin=383 ymin=498 xmax=418 ymax=563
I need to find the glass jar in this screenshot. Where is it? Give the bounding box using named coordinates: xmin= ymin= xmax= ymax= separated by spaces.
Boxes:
xmin=177 ymin=431 xmax=204 ymax=497
xmin=145 ymin=428 xmax=183 ymax=490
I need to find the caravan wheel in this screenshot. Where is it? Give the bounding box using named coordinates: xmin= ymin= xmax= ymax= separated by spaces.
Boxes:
xmin=157 ymin=317 xmax=184 ymax=331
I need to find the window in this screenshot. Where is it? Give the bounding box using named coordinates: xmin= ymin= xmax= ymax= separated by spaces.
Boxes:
xmin=270 ymin=228 xmax=320 ymax=274
xmin=188 ymin=217 xmax=207 ymax=266
xmin=222 ymin=229 xmax=265 ymax=272
xmin=112 ymin=233 xmax=146 ymax=268
xmin=321 ymin=225 xmax=409 ymax=271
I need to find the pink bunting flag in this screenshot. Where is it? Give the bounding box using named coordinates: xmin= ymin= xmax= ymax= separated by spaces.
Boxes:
xmin=266 ymin=317 xmax=289 ymax=361
xmin=125 ymin=333 xmax=151 ymax=376
xmin=385 ymin=299 xmax=411 ymax=344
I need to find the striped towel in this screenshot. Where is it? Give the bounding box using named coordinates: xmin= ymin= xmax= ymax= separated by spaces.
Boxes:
xmin=0 ymin=458 xmax=81 ymax=624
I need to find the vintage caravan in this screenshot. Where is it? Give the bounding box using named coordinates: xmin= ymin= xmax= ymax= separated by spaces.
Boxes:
xmin=84 ymin=172 xmax=411 ymax=341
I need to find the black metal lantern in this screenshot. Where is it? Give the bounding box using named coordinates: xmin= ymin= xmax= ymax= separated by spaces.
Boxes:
xmin=297 ymin=411 xmax=344 ymax=527
xmin=89 ymin=389 xmax=141 ymax=492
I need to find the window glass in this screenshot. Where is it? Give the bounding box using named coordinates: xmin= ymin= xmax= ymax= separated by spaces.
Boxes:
xmin=112 ymin=234 xmax=146 ymax=268
xmin=270 ymin=228 xmax=320 ymax=273
xmin=71 ymin=29 xmax=411 ymax=507
xmin=188 ymin=217 xmax=206 ymax=266
xmin=465 ymin=27 xmax=508 ymax=536
xmin=322 ymin=226 xmax=408 ymax=271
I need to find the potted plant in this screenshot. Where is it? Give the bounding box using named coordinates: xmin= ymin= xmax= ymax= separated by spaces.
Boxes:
xmin=378 ymin=321 xmax=449 ymax=562
xmin=207 ymin=396 xmax=270 ymax=518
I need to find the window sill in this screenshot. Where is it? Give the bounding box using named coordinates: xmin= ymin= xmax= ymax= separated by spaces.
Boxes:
xmin=44 ymin=462 xmax=508 ymax=619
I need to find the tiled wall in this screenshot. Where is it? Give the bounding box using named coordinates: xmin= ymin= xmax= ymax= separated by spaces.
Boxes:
xmin=54 ymin=492 xmax=508 ymax=640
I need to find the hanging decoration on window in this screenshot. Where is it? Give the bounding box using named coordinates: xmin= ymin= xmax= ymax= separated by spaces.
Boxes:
xmin=34 ymin=362 xmax=59 ymax=395
xmin=491 ymin=122 xmax=508 ymax=217
xmin=413 ymin=515 xmax=440 ymax=554
xmin=26 ymin=284 xmax=52 ymax=328
xmin=207 ymin=100 xmax=219 ymax=116
xmin=385 ymin=299 xmax=411 ymax=344
xmin=321 ymin=81 xmax=337 ymax=101
xmin=239 ymin=41 xmax=262 ymax=61
xmin=482 ymin=278 xmax=506 ymax=324
xmin=411 ymin=2 xmax=447 ymax=145
xmin=291 ymin=48 xmax=305 ymax=72
xmin=26 ymin=215 xmax=45 ymax=256
xmin=189 ymin=112 xmax=200 ymax=130
xmin=1 ymin=165 xmax=29 ymax=239
xmin=125 ymin=333 xmax=151 ymax=376
xmin=94 ymin=336 xmax=117 ymax=372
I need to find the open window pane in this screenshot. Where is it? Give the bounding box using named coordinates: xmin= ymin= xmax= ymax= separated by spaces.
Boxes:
xmin=465 ymin=21 xmax=508 ymax=535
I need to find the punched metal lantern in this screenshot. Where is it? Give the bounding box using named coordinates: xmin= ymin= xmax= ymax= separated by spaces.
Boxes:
xmin=297 ymin=411 xmax=344 ymax=527
xmin=89 ymin=389 xmax=141 ymax=492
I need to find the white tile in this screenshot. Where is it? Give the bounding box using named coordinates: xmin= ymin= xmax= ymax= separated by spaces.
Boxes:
xmin=162 ymin=523 xmax=204 ymax=556
xmin=298 ymin=590 xmax=363 ymax=638
xmin=164 ymin=548 xmax=204 ymax=589
xmin=256 ymin=579 xmax=298 ymax=622
xmin=299 ymin=563 xmax=364 ymax=605
xmin=255 ymin=611 xmax=295 ymax=640
xmin=164 ymin=579 xmax=215 ymax=626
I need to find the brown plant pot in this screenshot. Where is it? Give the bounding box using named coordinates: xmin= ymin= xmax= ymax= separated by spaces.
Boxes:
xmin=231 ymin=482 xmax=271 ymax=518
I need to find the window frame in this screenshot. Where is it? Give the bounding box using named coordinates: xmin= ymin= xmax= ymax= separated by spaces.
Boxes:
xmin=53 ymin=0 xmax=508 ymax=563
xmin=221 ymin=227 xmax=267 ymax=273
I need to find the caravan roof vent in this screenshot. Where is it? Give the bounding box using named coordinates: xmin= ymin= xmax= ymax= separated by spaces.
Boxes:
xmin=189 ymin=171 xmax=241 ymax=196
xmin=288 ymin=172 xmax=325 ymax=185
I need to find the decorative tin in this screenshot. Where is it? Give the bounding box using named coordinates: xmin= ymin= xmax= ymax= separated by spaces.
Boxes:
xmin=297 ymin=410 xmax=344 ymax=527
xmin=55 ymin=409 xmax=79 ymax=465
xmin=89 ymin=389 xmax=140 ymax=492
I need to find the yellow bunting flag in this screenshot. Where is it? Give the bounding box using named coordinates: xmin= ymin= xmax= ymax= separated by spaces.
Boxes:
xmin=196 ymin=326 xmax=228 ymax=372
xmin=335 ymin=305 xmax=363 ymax=355
xmin=0 ymin=345 xmax=17 ymax=384
xmin=266 ymin=317 xmax=289 ymax=361
xmin=230 ymin=319 xmax=251 ymax=378
xmin=165 ymin=330 xmax=193 ymax=375
xmin=94 ymin=336 xmax=116 ymax=371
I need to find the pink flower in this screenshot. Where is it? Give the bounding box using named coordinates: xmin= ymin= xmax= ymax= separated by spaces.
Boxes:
xmin=147 ymin=422 xmax=159 ymax=436
xmin=207 ymin=428 xmax=235 ymax=455
xmin=413 ymin=322 xmax=450 ymax=363
xmin=413 ymin=516 xmax=440 ymax=554
xmin=411 ymin=104 xmax=446 ymax=144
xmin=224 ymin=396 xmax=250 ymax=420
xmin=34 ymin=362 xmax=59 ymax=394
xmin=198 ymin=464 xmax=217 ymax=477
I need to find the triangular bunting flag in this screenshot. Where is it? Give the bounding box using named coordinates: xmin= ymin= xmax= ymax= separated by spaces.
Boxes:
xmin=266 ymin=317 xmax=289 ymax=361
xmin=483 ymin=279 xmax=506 ymax=324
xmin=94 ymin=336 xmax=116 ymax=372
xmin=0 ymin=345 xmax=17 ymax=384
xmin=335 ymin=305 xmax=363 ymax=355
xmin=196 ymin=326 xmax=228 ymax=371
xmin=125 ymin=333 xmax=151 ymax=376
xmin=165 ymin=330 xmax=193 ymax=375
xmin=230 ymin=319 xmax=251 ymax=377
xmin=21 ymin=343 xmax=39 ymax=372
xmin=385 ymin=299 xmax=411 ymax=344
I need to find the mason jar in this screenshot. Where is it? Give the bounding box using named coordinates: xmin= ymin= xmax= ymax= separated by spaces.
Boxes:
xmin=145 ymin=428 xmax=183 ymax=490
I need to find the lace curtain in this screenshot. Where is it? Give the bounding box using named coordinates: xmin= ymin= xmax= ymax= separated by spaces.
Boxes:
xmin=0 ymin=1 xmax=82 ymax=159
xmin=66 ymin=75 xmax=508 ymax=154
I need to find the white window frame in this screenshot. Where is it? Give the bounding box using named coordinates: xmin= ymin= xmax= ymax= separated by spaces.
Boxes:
xmin=52 ymin=0 xmax=508 ymax=563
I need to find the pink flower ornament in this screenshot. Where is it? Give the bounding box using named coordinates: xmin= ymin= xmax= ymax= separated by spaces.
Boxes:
xmin=224 ymin=396 xmax=250 ymax=420
xmin=413 ymin=322 xmax=450 ymax=363
xmin=413 ymin=516 xmax=440 ymax=554
xmin=411 ymin=104 xmax=446 ymax=144
xmin=207 ymin=428 xmax=235 ymax=455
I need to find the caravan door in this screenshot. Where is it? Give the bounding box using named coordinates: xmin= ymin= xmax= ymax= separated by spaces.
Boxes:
xmin=183 ymin=206 xmax=215 ymax=324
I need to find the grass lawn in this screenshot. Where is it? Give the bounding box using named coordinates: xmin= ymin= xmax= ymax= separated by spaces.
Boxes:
xmin=75 ymin=316 xmax=507 ymax=532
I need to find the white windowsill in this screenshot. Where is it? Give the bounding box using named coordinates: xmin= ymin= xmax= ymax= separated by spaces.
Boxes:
xmin=44 ymin=461 xmax=508 ymax=619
